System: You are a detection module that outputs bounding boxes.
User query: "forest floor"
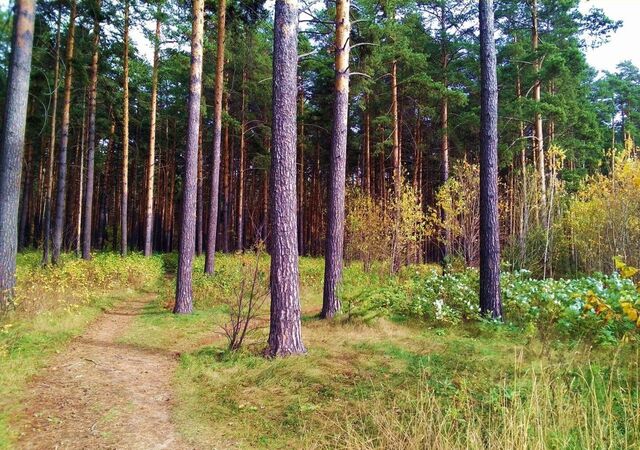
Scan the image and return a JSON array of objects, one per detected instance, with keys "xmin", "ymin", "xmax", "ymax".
[
  {"xmin": 3, "ymin": 254, "xmax": 637, "ymax": 449},
  {"xmin": 15, "ymin": 293, "xmax": 189, "ymax": 450}
]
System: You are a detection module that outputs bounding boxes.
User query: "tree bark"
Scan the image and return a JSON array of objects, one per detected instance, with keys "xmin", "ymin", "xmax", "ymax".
[
  {"xmin": 322, "ymin": 0, "xmax": 350, "ymax": 319},
  {"xmin": 531, "ymin": 0, "xmax": 546, "ymax": 219},
  {"xmin": 297, "ymin": 84, "xmax": 305, "ymax": 255},
  {"xmin": 236, "ymin": 68, "xmax": 247, "ymax": 251},
  {"xmin": 174, "ymin": 0, "xmax": 204, "ymax": 314},
  {"xmin": 52, "ymin": 0, "xmax": 76, "ymax": 265},
  {"xmin": 76, "ymin": 109, "xmax": 86, "ymax": 257},
  {"xmin": 391, "ymin": 60, "xmax": 400, "ymax": 198},
  {"xmin": 82, "ymin": 1, "xmax": 100, "ymax": 260},
  {"xmin": 204, "ymin": 0, "xmax": 226, "ymax": 274},
  {"xmin": 363, "ymin": 96, "xmax": 371, "ymax": 195},
  {"xmin": 479, "ymin": 0, "xmax": 502, "ymax": 319},
  {"xmin": 266, "ymin": 0, "xmax": 306, "ymax": 357},
  {"xmin": 121, "ymin": 0, "xmax": 130, "ymax": 256},
  {"xmin": 144, "ymin": 10, "xmax": 160, "ymax": 257},
  {"xmin": 0, "ymin": 0, "xmax": 35, "ymax": 304}
]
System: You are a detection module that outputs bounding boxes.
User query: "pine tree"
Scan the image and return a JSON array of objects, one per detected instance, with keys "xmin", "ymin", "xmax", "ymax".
[
  {"xmin": 174, "ymin": 0, "xmax": 204, "ymax": 314},
  {"xmin": 0, "ymin": 0, "xmax": 36, "ymax": 305}
]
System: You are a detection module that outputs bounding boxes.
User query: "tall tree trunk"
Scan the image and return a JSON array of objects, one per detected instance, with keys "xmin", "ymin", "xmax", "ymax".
[
  {"xmin": 531, "ymin": 0, "xmax": 546, "ymax": 219},
  {"xmin": 479, "ymin": 0, "xmax": 502, "ymax": 318},
  {"xmin": 236, "ymin": 68, "xmax": 247, "ymax": 251},
  {"xmin": 390, "ymin": 59, "xmax": 401, "ymax": 272},
  {"xmin": 82, "ymin": 1, "xmax": 100, "ymax": 260},
  {"xmin": 174, "ymin": 0, "xmax": 204, "ymax": 314},
  {"xmin": 144, "ymin": 11, "xmax": 160, "ymax": 257},
  {"xmin": 515, "ymin": 44, "xmax": 528, "ymax": 259},
  {"xmin": 18, "ymin": 140, "xmax": 33, "ymax": 250},
  {"xmin": 204, "ymin": 0, "xmax": 226, "ymax": 274},
  {"xmin": 43, "ymin": 8, "xmax": 61, "ymax": 265},
  {"xmin": 297, "ymin": 84, "xmax": 305, "ymax": 255},
  {"xmin": 322, "ymin": 0, "xmax": 350, "ymax": 319},
  {"xmin": 121, "ymin": 0, "xmax": 130, "ymax": 256},
  {"xmin": 196, "ymin": 120, "xmax": 204, "ymax": 255},
  {"xmin": 52, "ymin": 0, "xmax": 77, "ymax": 265},
  {"xmin": 266, "ymin": 0, "xmax": 306, "ymax": 357},
  {"xmin": 0, "ymin": 0, "xmax": 35, "ymax": 305},
  {"xmin": 76, "ymin": 108, "xmax": 86, "ymax": 257},
  {"xmin": 363, "ymin": 96, "xmax": 371, "ymax": 195},
  {"xmin": 391, "ymin": 60, "xmax": 400, "ymax": 198}
]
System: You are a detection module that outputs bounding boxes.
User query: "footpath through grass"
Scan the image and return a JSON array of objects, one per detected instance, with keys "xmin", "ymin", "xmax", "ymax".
[
  {"xmin": 0, "ymin": 252, "xmax": 163, "ymax": 448},
  {"xmin": 3, "ymin": 252, "xmax": 639, "ymax": 449},
  {"xmin": 123, "ymin": 254, "xmax": 640, "ymax": 449}
]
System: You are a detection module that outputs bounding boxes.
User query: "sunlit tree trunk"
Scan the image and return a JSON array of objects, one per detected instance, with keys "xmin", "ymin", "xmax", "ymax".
[
  {"xmin": 479, "ymin": 0, "xmax": 502, "ymax": 318},
  {"xmin": 266, "ymin": 0, "xmax": 306, "ymax": 357},
  {"xmin": 531, "ymin": 0, "xmax": 546, "ymax": 220},
  {"xmin": 82, "ymin": 1, "xmax": 100, "ymax": 260},
  {"xmin": 0, "ymin": 0, "xmax": 36, "ymax": 305},
  {"xmin": 121, "ymin": 0, "xmax": 130, "ymax": 256},
  {"xmin": 205, "ymin": 0, "xmax": 226, "ymax": 274},
  {"xmin": 322, "ymin": 0, "xmax": 350, "ymax": 319},
  {"xmin": 236, "ymin": 68, "xmax": 247, "ymax": 251},
  {"xmin": 144, "ymin": 10, "xmax": 161, "ymax": 257},
  {"xmin": 52, "ymin": 0, "xmax": 77, "ymax": 265},
  {"xmin": 174, "ymin": 0, "xmax": 204, "ymax": 314}
]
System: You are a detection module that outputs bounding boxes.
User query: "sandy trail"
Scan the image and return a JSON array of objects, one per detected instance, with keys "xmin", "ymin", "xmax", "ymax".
[{"xmin": 17, "ymin": 294, "xmax": 190, "ymax": 449}]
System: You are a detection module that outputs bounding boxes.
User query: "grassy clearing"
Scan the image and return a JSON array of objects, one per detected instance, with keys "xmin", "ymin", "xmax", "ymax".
[
  {"xmin": 122, "ymin": 254, "xmax": 640, "ymax": 449},
  {"xmin": 4, "ymin": 252, "xmax": 639, "ymax": 449},
  {"xmin": 0, "ymin": 252, "xmax": 163, "ymax": 448}
]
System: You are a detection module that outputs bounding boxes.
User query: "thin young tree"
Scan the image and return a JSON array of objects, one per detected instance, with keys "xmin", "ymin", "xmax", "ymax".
[
  {"xmin": 530, "ymin": 0, "xmax": 546, "ymax": 219},
  {"xmin": 82, "ymin": 0, "xmax": 101, "ymax": 260},
  {"xmin": 479, "ymin": 0, "xmax": 502, "ymax": 318},
  {"xmin": 42, "ymin": 7, "xmax": 61, "ymax": 266},
  {"xmin": 144, "ymin": 5, "xmax": 161, "ymax": 257},
  {"xmin": 204, "ymin": 0, "xmax": 226, "ymax": 275},
  {"xmin": 321, "ymin": 0, "xmax": 350, "ymax": 319},
  {"xmin": 0, "ymin": 0, "xmax": 36, "ymax": 305},
  {"xmin": 52, "ymin": 0, "xmax": 77, "ymax": 265},
  {"xmin": 174, "ymin": 0, "xmax": 204, "ymax": 314},
  {"xmin": 121, "ymin": 0, "xmax": 130, "ymax": 256},
  {"xmin": 266, "ymin": 0, "xmax": 306, "ymax": 357}
]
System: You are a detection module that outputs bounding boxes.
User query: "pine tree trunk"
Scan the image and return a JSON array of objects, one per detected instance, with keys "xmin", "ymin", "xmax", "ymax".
[
  {"xmin": 266, "ymin": 0, "xmax": 306, "ymax": 357},
  {"xmin": 196, "ymin": 121, "xmax": 203, "ymax": 256},
  {"xmin": 363, "ymin": 96, "xmax": 371, "ymax": 195},
  {"xmin": 18, "ymin": 140, "xmax": 33, "ymax": 250},
  {"xmin": 43, "ymin": 9, "xmax": 61, "ymax": 265},
  {"xmin": 52, "ymin": 0, "xmax": 77, "ymax": 265},
  {"xmin": 174, "ymin": 0, "xmax": 204, "ymax": 314},
  {"xmin": 479, "ymin": 0, "xmax": 502, "ymax": 318},
  {"xmin": 297, "ymin": 85, "xmax": 305, "ymax": 255},
  {"xmin": 236, "ymin": 68, "xmax": 247, "ymax": 251},
  {"xmin": 144, "ymin": 11, "xmax": 160, "ymax": 257},
  {"xmin": 76, "ymin": 110, "xmax": 86, "ymax": 257},
  {"xmin": 204, "ymin": 0, "xmax": 226, "ymax": 273},
  {"xmin": 531, "ymin": 0, "xmax": 546, "ymax": 220},
  {"xmin": 322, "ymin": 0, "xmax": 350, "ymax": 319},
  {"xmin": 121, "ymin": 0, "xmax": 130, "ymax": 256},
  {"xmin": 82, "ymin": 4, "xmax": 100, "ymax": 260},
  {"xmin": 0, "ymin": 0, "xmax": 36, "ymax": 305}
]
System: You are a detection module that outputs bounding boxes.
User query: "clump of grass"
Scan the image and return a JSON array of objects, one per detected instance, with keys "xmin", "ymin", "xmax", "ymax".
[{"xmin": 331, "ymin": 351, "xmax": 640, "ymax": 450}]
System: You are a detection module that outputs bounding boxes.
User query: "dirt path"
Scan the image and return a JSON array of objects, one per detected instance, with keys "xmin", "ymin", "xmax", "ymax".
[{"xmin": 17, "ymin": 294, "xmax": 190, "ymax": 450}]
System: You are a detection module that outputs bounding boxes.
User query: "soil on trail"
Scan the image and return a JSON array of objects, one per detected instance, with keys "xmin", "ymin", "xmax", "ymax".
[{"xmin": 17, "ymin": 294, "xmax": 190, "ymax": 450}]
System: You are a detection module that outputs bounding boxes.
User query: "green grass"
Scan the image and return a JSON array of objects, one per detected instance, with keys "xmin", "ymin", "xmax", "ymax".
[
  {"xmin": 4, "ymin": 252, "xmax": 639, "ymax": 449},
  {"xmin": 120, "ymin": 254, "xmax": 640, "ymax": 449},
  {"xmin": 0, "ymin": 252, "xmax": 164, "ymax": 448}
]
